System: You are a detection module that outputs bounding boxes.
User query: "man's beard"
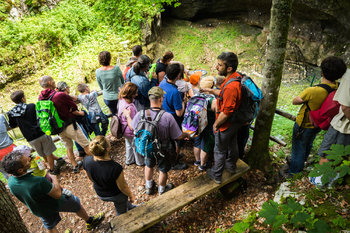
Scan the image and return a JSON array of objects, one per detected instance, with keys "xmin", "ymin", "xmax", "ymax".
[{"xmin": 218, "ymin": 70, "xmax": 227, "ymax": 76}]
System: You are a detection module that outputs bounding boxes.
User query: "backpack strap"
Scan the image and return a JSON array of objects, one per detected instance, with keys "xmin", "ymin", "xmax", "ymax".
[
  {"xmin": 316, "ymin": 84, "xmax": 335, "ymax": 94},
  {"xmin": 153, "ymin": 110, "xmax": 165, "ymax": 124},
  {"xmin": 48, "ymin": 91, "xmax": 57, "ymax": 101},
  {"xmin": 218, "ymin": 75, "xmax": 241, "ymax": 111}
]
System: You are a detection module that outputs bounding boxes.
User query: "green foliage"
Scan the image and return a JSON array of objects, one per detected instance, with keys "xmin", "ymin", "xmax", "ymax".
[
  {"xmin": 257, "ymin": 198, "xmax": 331, "ymax": 232},
  {"xmin": 0, "ymin": 0, "xmax": 98, "ymax": 86},
  {"xmin": 93, "ymin": 0, "xmax": 178, "ymax": 35},
  {"xmin": 309, "ymin": 144, "xmax": 350, "ymax": 186}
]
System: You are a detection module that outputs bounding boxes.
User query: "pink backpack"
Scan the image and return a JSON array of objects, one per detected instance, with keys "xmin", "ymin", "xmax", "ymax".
[{"xmin": 309, "ymin": 89, "xmax": 340, "ymax": 130}]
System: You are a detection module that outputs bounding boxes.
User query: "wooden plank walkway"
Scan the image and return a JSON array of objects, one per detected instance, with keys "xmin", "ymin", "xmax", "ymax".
[{"xmin": 110, "ymin": 159, "xmax": 250, "ymax": 233}]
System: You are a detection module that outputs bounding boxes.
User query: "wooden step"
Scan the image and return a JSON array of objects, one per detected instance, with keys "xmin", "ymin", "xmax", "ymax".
[{"xmin": 110, "ymin": 159, "xmax": 250, "ymax": 233}]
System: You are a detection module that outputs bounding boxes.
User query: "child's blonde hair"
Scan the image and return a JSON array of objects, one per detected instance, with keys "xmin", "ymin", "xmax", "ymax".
[{"xmin": 89, "ymin": 135, "xmax": 110, "ymax": 157}]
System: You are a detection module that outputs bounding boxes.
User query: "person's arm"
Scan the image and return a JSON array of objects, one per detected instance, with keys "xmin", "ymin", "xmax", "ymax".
[
  {"xmin": 116, "ymin": 171, "xmax": 135, "ymax": 203},
  {"xmin": 47, "ymin": 175, "xmax": 62, "ymax": 200},
  {"xmin": 213, "ymin": 112, "xmax": 230, "ymax": 131},
  {"xmin": 123, "ymin": 108, "xmax": 133, "ymax": 131},
  {"xmin": 158, "ymin": 71, "xmax": 166, "ymax": 83},
  {"xmin": 176, "ymin": 132, "xmax": 190, "ymax": 140},
  {"xmin": 7, "ymin": 114, "xmax": 17, "ymax": 129},
  {"xmin": 341, "ymin": 105, "xmax": 350, "ymax": 120},
  {"xmin": 175, "ymin": 102, "xmax": 185, "ymax": 117},
  {"xmin": 292, "ymin": 96, "xmax": 304, "ymax": 105},
  {"xmin": 118, "ymin": 67, "xmax": 125, "ymax": 85},
  {"xmin": 201, "ymin": 88, "xmax": 220, "ymax": 96},
  {"xmin": 72, "ymin": 110, "xmax": 84, "ymax": 116}
]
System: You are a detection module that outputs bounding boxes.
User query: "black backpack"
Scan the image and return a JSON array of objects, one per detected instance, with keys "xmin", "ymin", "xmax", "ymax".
[{"xmin": 218, "ymin": 73, "xmax": 263, "ymax": 124}]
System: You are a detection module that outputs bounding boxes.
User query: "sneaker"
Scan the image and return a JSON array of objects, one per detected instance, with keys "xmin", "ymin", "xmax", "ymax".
[
  {"xmin": 171, "ymin": 162, "xmax": 188, "ymax": 170},
  {"xmin": 73, "ymin": 161, "xmax": 83, "ymax": 173},
  {"xmin": 194, "ymin": 160, "xmax": 201, "ymax": 166},
  {"xmin": 226, "ymin": 168, "xmax": 236, "ymax": 175},
  {"xmin": 146, "ymin": 181, "xmax": 156, "ymax": 195},
  {"xmin": 178, "ymin": 153, "xmax": 185, "ymax": 160},
  {"xmin": 207, "ymin": 169, "xmax": 221, "ymax": 184},
  {"xmin": 53, "ymin": 158, "xmax": 66, "ymax": 174},
  {"xmin": 55, "ymin": 158, "xmax": 66, "ymax": 168},
  {"xmin": 159, "ymin": 183, "xmax": 174, "ymax": 195},
  {"xmin": 86, "ymin": 212, "xmax": 104, "ymax": 231},
  {"xmin": 48, "ymin": 169, "xmax": 60, "ymax": 176}
]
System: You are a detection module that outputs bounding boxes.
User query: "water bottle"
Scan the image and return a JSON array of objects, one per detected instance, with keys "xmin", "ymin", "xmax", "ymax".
[{"xmin": 35, "ymin": 156, "xmax": 45, "ymax": 170}]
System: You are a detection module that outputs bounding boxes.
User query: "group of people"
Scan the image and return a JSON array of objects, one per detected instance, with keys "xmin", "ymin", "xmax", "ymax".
[{"xmin": 0, "ymin": 43, "xmax": 348, "ymax": 232}]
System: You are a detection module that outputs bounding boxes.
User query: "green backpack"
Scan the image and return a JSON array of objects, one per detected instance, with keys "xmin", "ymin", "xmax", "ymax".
[
  {"xmin": 149, "ymin": 63, "xmax": 157, "ymax": 80},
  {"xmin": 35, "ymin": 92, "xmax": 65, "ymax": 135}
]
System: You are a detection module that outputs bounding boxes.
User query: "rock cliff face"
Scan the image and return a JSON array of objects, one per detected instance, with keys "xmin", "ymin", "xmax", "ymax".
[{"xmin": 169, "ymin": 0, "xmax": 350, "ymax": 65}]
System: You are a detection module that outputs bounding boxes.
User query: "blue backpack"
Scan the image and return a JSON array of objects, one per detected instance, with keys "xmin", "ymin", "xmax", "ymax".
[
  {"xmin": 219, "ymin": 73, "xmax": 263, "ymax": 123},
  {"xmin": 134, "ymin": 109, "xmax": 165, "ymax": 159}
]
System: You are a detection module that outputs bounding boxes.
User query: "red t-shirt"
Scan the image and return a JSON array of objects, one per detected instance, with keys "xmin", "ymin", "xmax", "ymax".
[{"xmin": 216, "ymin": 72, "xmax": 242, "ymax": 132}]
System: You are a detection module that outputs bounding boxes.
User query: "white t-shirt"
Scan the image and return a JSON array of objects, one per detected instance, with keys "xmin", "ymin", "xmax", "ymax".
[{"xmin": 331, "ymin": 69, "xmax": 350, "ymax": 134}]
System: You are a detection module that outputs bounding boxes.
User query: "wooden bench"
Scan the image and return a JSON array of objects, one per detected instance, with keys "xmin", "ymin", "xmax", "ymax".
[{"xmin": 110, "ymin": 159, "xmax": 250, "ymax": 233}]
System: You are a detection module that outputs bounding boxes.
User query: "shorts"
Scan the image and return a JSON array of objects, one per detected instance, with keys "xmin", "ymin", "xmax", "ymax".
[
  {"xmin": 59, "ymin": 124, "xmax": 89, "ymax": 150},
  {"xmin": 40, "ymin": 194, "xmax": 81, "ymax": 230},
  {"xmin": 144, "ymin": 141, "xmax": 176, "ymax": 173},
  {"xmin": 193, "ymin": 130, "xmax": 214, "ymax": 154},
  {"xmin": 0, "ymin": 144, "xmax": 15, "ymax": 161},
  {"xmin": 29, "ymin": 134, "xmax": 57, "ymax": 157}
]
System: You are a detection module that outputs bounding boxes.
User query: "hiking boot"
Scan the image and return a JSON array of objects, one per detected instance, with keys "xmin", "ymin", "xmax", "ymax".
[
  {"xmin": 194, "ymin": 160, "xmax": 201, "ymax": 166},
  {"xmin": 86, "ymin": 212, "xmax": 104, "ymax": 231},
  {"xmin": 53, "ymin": 158, "xmax": 66, "ymax": 174},
  {"xmin": 279, "ymin": 164, "xmax": 292, "ymax": 180},
  {"xmin": 48, "ymin": 169, "xmax": 60, "ymax": 176},
  {"xmin": 207, "ymin": 169, "xmax": 221, "ymax": 184},
  {"xmin": 171, "ymin": 162, "xmax": 188, "ymax": 170},
  {"xmin": 73, "ymin": 161, "xmax": 83, "ymax": 173},
  {"xmin": 159, "ymin": 183, "xmax": 174, "ymax": 195},
  {"xmin": 145, "ymin": 181, "xmax": 156, "ymax": 195},
  {"xmin": 226, "ymin": 168, "xmax": 236, "ymax": 175}
]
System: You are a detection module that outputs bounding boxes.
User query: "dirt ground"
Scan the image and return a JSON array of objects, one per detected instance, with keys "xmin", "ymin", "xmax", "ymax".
[{"xmin": 12, "ymin": 135, "xmax": 276, "ymax": 232}]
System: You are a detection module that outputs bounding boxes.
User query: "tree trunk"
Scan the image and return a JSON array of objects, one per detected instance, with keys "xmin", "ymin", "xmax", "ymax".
[
  {"xmin": 0, "ymin": 181, "xmax": 29, "ymax": 233},
  {"xmin": 246, "ymin": 0, "xmax": 293, "ymax": 172}
]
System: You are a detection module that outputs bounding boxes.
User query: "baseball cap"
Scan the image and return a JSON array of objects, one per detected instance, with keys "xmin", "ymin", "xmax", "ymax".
[
  {"xmin": 56, "ymin": 81, "xmax": 69, "ymax": 91},
  {"xmin": 148, "ymin": 87, "xmax": 166, "ymax": 98}
]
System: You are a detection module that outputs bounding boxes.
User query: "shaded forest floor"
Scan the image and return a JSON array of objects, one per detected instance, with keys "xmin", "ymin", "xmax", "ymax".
[{"xmin": 12, "ymin": 135, "xmax": 276, "ymax": 232}]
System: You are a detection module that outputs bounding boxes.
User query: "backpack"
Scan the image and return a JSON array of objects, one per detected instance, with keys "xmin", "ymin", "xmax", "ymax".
[
  {"xmin": 134, "ymin": 109, "xmax": 165, "ymax": 159},
  {"xmin": 35, "ymin": 92, "xmax": 65, "ymax": 135},
  {"xmin": 110, "ymin": 115, "xmax": 127, "ymax": 139},
  {"xmin": 149, "ymin": 63, "xmax": 157, "ymax": 80},
  {"xmin": 182, "ymin": 94, "xmax": 212, "ymax": 137},
  {"xmin": 309, "ymin": 84, "xmax": 339, "ymax": 130},
  {"xmin": 219, "ymin": 73, "xmax": 263, "ymax": 124}
]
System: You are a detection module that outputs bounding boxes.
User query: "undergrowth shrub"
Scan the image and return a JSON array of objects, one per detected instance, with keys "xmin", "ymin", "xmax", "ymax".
[{"xmin": 0, "ymin": 0, "xmax": 98, "ymax": 87}]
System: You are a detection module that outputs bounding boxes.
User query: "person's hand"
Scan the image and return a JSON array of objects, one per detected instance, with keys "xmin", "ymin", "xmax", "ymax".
[
  {"xmin": 213, "ymin": 123, "xmax": 218, "ymax": 132},
  {"xmin": 79, "ymin": 111, "xmax": 85, "ymax": 116},
  {"xmin": 200, "ymin": 88, "xmax": 211, "ymax": 94},
  {"xmin": 123, "ymin": 108, "xmax": 131, "ymax": 118}
]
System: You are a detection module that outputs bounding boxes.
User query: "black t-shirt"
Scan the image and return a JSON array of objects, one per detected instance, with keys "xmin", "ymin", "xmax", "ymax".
[
  {"xmin": 8, "ymin": 103, "xmax": 45, "ymax": 141},
  {"xmin": 83, "ymin": 156, "xmax": 123, "ymax": 197},
  {"xmin": 156, "ymin": 58, "xmax": 167, "ymax": 75}
]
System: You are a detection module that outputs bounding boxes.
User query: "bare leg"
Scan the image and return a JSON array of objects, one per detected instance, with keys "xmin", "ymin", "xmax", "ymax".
[
  {"xmin": 159, "ymin": 171, "xmax": 167, "ymax": 187},
  {"xmin": 145, "ymin": 166, "xmax": 153, "ymax": 181},
  {"xmin": 194, "ymin": 147, "xmax": 200, "ymax": 162},
  {"xmin": 45, "ymin": 155, "xmax": 55, "ymax": 170},
  {"xmin": 76, "ymin": 206, "xmax": 89, "ymax": 221},
  {"xmin": 67, "ymin": 148, "xmax": 77, "ymax": 167},
  {"xmin": 200, "ymin": 150, "xmax": 208, "ymax": 166}
]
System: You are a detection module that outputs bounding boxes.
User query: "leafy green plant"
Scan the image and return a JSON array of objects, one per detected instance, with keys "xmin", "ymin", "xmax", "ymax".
[
  {"xmin": 309, "ymin": 144, "xmax": 350, "ymax": 186},
  {"xmin": 258, "ymin": 198, "xmax": 331, "ymax": 232}
]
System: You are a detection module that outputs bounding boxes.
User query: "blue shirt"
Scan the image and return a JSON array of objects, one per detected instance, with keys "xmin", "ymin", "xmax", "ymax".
[
  {"xmin": 131, "ymin": 74, "xmax": 151, "ymax": 108},
  {"xmin": 159, "ymin": 79, "xmax": 183, "ymax": 115},
  {"xmin": 0, "ymin": 114, "xmax": 13, "ymax": 149}
]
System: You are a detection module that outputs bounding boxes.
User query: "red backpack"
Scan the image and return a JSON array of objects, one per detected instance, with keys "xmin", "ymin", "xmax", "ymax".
[{"xmin": 309, "ymin": 84, "xmax": 340, "ymax": 130}]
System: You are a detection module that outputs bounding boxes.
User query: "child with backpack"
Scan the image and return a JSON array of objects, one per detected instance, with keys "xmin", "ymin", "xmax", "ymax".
[
  {"xmin": 77, "ymin": 83, "xmax": 108, "ymax": 136},
  {"xmin": 83, "ymin": 136, "xmax": 136, "ymax": 215},
  {"xmin": 7, "ymin": 90, "xmax": 65, "ymax": 175},
  {"xmin": 287, "ymin": 56, "xmax": 347, "ymax": 176},
  {"xmin": 117, "ymin": 82, "xmax": 144, "ymax": 166}
]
